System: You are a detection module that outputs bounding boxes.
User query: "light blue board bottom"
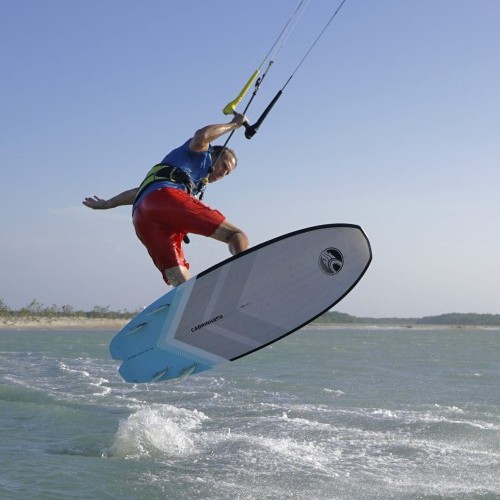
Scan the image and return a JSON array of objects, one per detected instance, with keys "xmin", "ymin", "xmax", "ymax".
[{"xmin": 109, "ymin": 224, "xmax": 372, "ymax": 383}]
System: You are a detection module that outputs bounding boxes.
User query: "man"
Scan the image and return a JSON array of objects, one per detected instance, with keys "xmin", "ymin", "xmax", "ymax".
[{"xmin": 83, "ymin": 113, "xmax": 249, "ymax": 286}]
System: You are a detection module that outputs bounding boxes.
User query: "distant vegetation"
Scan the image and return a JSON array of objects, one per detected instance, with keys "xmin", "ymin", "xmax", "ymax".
[
  {"xmin": 2, "ymin": 299, "xmax": 500, "ymax": 326},
  {"xmin": 314, "ymin": 311, "xmax": 500, "ymax": 326},
  {"xmin": 0, "ymin": 299, "xmax": 138, "ymax": 320},
  {"xmin": 415, "ymin": 313, "xmax": 500, "ymax": 326}
]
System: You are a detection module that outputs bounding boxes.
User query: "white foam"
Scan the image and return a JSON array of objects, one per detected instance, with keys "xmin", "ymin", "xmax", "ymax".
[
  {"xmin": 109, "ymin": 405, "xmax": 208, "ymax": 458},
  {"xmin": 244, "ymin": 433, "xmax": 337, "ymax": 474},
  {"xmin": 322, "ymin": 387, "xmax": 345, "ymax": 397},
  {"xmin": 58, "ymin": 360, "xmax": 90, "ymax": 378}
]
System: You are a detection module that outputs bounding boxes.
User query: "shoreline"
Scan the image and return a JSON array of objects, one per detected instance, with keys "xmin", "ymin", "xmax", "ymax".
[
  {"xmin": 0, "ymin": 316, "xmax": 128, "ymax": 331},
  {"xmin": 1, "ymin": 316, "xmax": 499, "ymax": 332}
]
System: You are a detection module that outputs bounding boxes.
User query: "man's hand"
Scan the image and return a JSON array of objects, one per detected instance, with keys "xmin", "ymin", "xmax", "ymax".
[
  {"xmin": 231, "ymin": 112, "xmax": 248, "ymax": 127},
  {"xmin": 82, "ymin": 196, "xmax": 110, "ymax": 209}
]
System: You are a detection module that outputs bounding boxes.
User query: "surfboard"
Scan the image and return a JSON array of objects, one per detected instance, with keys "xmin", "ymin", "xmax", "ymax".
[{"xmin": 110, "ymin": 224, "xmax": 372, "ymax": 383}]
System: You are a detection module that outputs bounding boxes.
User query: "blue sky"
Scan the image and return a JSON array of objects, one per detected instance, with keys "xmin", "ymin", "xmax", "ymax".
[{"xmin": 1, "ymin": 0, "xmax": 499, "ymax": 317}]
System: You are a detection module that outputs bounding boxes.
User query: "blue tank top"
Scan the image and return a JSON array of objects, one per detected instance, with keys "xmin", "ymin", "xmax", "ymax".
[{"xmin": 134, "ymin": 140, "xmax": 213, "ymax": 209}]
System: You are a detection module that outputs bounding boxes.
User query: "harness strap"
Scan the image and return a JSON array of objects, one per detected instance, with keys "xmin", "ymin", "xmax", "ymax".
[{"xmin": 135, "ymin": 163, "xmax": 196, "ymax": 202}]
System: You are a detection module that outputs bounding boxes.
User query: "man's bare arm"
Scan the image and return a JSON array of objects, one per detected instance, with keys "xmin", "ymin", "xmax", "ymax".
[
  {"xmin": 189, "ymin": 113, "xmax": 248, "ymax": 152},
  {"xmin": 82, "ymin": 188, "xmax": 139, "ymax": 210}
]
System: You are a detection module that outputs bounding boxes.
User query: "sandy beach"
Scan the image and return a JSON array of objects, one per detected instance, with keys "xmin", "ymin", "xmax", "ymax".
[
  {"xmin": 1, "ymin": 316, "xmax": 498, "ymax": 332},
  {"xmin": 0, "ymin": 316, "xmax": 128, "ymax": 331},
  {"xmin": 0, "ymin": 317, "xmax": 411, "ymax": 331}
]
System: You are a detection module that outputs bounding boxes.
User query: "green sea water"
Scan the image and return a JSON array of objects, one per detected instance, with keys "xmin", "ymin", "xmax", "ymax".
[{"xmin": 1, "ymin": 326, "xmax": 499, "ymax": 499}]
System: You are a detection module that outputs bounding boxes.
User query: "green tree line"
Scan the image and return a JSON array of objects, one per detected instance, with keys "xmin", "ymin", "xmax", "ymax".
[
  {"xmin": 314, "ymin": 311, "xmax": 500, "ymax": 326},
  {"xmin": 0, "ymin": 299, "xmax": 139, "ymax": 319},
  {"xmin": 2, "ymin": 299, "xmax": 500, "ymax": 325}
]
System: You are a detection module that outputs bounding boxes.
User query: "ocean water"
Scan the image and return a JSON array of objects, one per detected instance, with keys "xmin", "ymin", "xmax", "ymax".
[{"xmin": 0, "ymin": 326, "xmax": 499, "ymax": 500}]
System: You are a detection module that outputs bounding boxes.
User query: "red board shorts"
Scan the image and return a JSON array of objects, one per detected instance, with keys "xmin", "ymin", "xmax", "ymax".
[{"xmin": 133, "ymin": 187, "xmax": 225, "ymax": 284}]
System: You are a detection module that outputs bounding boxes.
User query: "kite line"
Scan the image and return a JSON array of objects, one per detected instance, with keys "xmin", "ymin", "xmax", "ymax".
[
  {"xmin": 199, "ymin": 0, "xmax": 348, "ymax": 199},
  {"xmin": 244, "ymin": 0, "xmax": 348, "ymax": 139}
]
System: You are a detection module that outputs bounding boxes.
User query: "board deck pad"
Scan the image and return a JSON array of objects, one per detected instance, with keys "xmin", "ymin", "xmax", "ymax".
[{"xmin": 110, "ymin": 224, "xmax": 372, "ymax": 383}]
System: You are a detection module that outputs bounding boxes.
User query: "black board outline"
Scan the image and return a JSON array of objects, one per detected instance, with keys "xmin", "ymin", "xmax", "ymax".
[{"xmin": 195, "ymin": 223, "xmax": 372, "ymax": 362}]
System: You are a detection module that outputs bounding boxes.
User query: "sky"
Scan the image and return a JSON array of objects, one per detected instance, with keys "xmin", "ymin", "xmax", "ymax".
[{"xmin": 1, "ymin": 0, "xmax": 499, "ymax": 318}]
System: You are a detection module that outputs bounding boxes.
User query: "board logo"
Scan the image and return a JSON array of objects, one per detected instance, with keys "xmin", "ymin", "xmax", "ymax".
[
  {"xmin": 191, "ymin": 315, "xmax": 224, "ymax": 333},
  {"xmin": 318, "ymin": 248, "xmax": 344, "ymax": 275}
]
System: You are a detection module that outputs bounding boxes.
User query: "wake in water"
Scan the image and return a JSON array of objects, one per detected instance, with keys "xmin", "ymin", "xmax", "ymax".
[
  {"xmin": 109, "ymin": 405, "xmax": 208, "ymax": 459},
  {"xmin": 1, "ymin": 328, "xmax": 499, "ymax": 499}
]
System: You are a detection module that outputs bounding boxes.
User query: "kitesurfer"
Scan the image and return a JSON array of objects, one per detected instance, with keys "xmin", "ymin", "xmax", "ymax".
[{"xmin": 83, "ymin": 113, "xmax": 249, "ymax": 286}]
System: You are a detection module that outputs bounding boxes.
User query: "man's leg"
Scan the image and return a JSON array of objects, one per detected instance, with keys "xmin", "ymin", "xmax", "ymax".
[
  {"xmin": 210, "ymin": 220, "xmax": 249, "ymax": 255},
  {"xmin": 163, "ymin": 221, "xmax": 247, "ymax": 286},
  {"xmin": 164, "ymin": 265, "xmax": 191, "ymax": 286}
]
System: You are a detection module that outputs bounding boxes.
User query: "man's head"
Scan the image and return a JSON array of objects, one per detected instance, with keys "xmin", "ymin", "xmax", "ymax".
[{"xmin": 208, "ymin": 146, "xmax": 238, "ymax": 183}]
